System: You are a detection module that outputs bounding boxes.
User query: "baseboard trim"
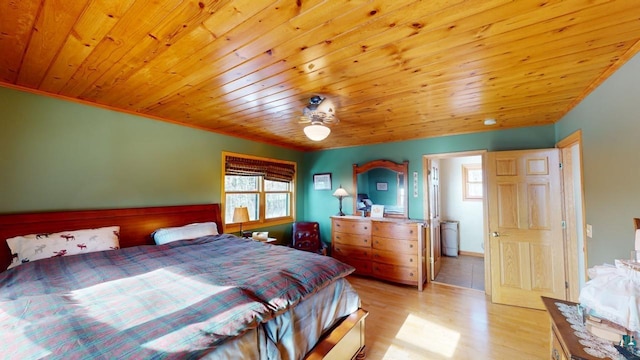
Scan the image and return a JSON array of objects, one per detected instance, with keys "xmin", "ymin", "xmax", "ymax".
[{"xmin": 459, "ymin": 251, "xmax": 484, "ymax": 258}]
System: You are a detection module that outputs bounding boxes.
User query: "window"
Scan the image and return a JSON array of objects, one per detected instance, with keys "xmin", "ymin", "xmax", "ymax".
[
  {"xmin": 223, "ymin": 152, "xmax": 295, "ymax": 231},
  {"xmin": 463, "ymin": 164, "xmax": 483, "ymax": 200}
]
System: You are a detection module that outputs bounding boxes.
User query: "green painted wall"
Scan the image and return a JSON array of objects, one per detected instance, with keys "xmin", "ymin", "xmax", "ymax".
[
  {"xmin": 555, "ymin": 53, "xmax": 640, "ymax": 267},
  {"xmin": 0, "ymin": 86, "xmax": 304, "ymax": 241},
  {"xmin": 302, "ymin": 125, "xmax": 556, "ymax": 245}
]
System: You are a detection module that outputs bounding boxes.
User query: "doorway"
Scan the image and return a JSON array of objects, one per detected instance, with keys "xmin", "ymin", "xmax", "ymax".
[
  {"xmin": 424, "ymin": 151, "xmax": 487, "ymax": 291},
  {"xmin": 424, "ymin": 141, "xmax": 585, "ymax": 307}
]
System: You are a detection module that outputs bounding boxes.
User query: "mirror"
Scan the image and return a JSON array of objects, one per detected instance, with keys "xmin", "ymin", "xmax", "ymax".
[{"xmin": 353, "ymin": 159, "xmax": 409, "ymax": 219}]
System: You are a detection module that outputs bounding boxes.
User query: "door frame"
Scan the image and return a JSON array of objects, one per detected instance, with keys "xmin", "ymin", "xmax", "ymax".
[
  {"xmin": 556, "ymin": 130, "xmax": 588, "ymax": 302},
  {"xmin": 422, "ymin": 144, "xmax": 584, "ymax": 301},
  {"xmin": 422, "ymin": 150, "xmax": 489, "ymax": 293}
]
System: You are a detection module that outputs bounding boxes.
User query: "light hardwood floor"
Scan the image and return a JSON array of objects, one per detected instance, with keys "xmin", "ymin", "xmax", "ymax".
[{"xmin": 347, "ymin": 275, "xmax": 550, "ymax": 359}]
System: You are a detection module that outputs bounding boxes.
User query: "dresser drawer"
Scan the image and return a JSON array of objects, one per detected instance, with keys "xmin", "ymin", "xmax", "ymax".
[
  {"xmin": 372, "ymin": 236, "xmax": 418, "ymax": 254},
  {"xmin": 372, "ymin": 262, "xmax": 418, "ymax": 284},
  {"xmin": 372, "ymin": 249, "xmax": 418, "ymax": 267},
  {"xmin": 333, "ymin": 231, "xmax": 370, "ymax": 247},
  {"xmin": 333, "ymin": 243, "xmax": 372, "ymax": 261},
  {"xmin": 372, "ymin": 221, "xmax": 419, "ymax": 240},
  {"xmin": 551, "ymin": 324, "xmax": 569, "ymax": 360},
  {"xmin": 336, "ymin": 257, "xmax": 372, "ymax": 275},
  {"xmin": 333, "ymin": 218, "xmax": 371, "ymax": 235}
]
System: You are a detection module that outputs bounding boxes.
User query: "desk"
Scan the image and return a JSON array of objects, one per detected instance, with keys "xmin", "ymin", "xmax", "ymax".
[{"xmin": 542, "ymin": 297, "xmax": 621, "ymax": 360}]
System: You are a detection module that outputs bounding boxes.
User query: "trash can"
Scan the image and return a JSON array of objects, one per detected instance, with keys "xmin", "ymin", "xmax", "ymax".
[{"xmin": 441, "ymin": 220, "xmax": 459, "ymax": 257}]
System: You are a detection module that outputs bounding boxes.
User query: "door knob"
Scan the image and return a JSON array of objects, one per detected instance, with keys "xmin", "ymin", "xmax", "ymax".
[{"xmin": 491, "ymin": 232, "xmax": 508, "ymax": 237}]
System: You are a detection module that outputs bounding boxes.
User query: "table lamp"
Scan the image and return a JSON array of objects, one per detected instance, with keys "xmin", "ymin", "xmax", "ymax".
[
  {"xmin": 332, "ymin": 186, "xmax": 349, "ymax": 216},
  {"xmin": 233, "ymin": 206, "xmax": 250, "ymax": 236}
]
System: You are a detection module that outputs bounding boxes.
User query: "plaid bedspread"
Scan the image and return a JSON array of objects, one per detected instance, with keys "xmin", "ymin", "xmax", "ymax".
[{"xmin": 0, "ymin": 235, "xmax": 354, "ymax": 359}]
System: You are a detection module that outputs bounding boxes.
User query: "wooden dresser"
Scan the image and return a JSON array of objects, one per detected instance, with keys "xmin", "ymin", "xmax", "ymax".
[
  {"xmin": 542, "ymin": 296, "xmax": 601, "ymax": 360},
  {"xmin": 331, "ymin": 216, "xmax": 427, "ymax": 291}
]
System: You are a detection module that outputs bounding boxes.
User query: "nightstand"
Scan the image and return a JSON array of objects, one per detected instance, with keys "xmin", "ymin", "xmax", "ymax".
[{"xmin": 254, "ymin": 237, "xmax": 278, "ymax": 245}]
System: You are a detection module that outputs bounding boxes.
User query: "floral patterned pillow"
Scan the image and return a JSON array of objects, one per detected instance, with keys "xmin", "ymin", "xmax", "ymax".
[{"xmin": 6, "ymin": 226, "xmax": 120, "ymax": 269}]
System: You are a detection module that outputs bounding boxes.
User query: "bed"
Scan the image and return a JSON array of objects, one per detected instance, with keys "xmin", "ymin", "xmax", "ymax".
[{"xmin": 0, "ymin": 204, "xmax": 367, "ymax": 359}]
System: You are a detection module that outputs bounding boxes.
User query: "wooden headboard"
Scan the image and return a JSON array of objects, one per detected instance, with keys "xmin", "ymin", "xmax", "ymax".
[{"xmin": 0, "ymin": 204, "xmax": 223, "ymax": 271}]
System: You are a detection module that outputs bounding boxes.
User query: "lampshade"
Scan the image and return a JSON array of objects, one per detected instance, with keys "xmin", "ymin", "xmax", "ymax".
[
  {"xmin": 232, "ymin": 206, "xmax": 250, "ymax": 223},
  {"xmin": 303, "ymin": 124, "xmax": 331, "ymax": 141},
  {"xmin": 333, "ymin": 187, "xmax": 349, "ymax": 198}
]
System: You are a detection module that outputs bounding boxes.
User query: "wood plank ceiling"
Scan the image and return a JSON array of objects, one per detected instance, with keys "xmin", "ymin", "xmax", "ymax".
[{"xmin": 1, "ymin": 0, "xmax": 639, "ymax": 151}]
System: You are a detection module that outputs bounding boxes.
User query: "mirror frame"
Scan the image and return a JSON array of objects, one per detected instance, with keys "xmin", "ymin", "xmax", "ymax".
[{"xmin": 352, "ymin": 159, "xmax": 409, "ymax": 219}]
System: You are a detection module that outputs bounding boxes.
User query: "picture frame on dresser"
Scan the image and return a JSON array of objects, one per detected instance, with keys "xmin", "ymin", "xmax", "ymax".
[{"xmin": 370, "ymin": 205, "xmax": 384, "ymax": 218}]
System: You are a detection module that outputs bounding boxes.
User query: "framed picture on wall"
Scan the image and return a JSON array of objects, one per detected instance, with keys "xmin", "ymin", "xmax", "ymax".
[
  {"xmin": 313, "ymin": 173, "xmax": 332, "ymax": 190},
  {"xmin": 376, "ymin": 182, "xmax": 388, "ymax": 191}
]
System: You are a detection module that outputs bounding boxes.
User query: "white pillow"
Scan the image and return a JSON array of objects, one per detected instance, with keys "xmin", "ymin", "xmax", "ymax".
[
  {"xmin": 152, "ymin": 222, "xmax": 219, "ymax": 245},
  {"xmin": 6, "ymin": 226, "xmax": 120, "ymax": 269}
]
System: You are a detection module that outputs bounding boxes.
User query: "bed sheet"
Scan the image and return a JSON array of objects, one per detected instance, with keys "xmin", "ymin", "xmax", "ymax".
[
  {"xmin": 201, "ymin": 278, "xmax": 360, "ymax": 359},
  {"xmin": 0, "ymin": 235, "xmax": 355, "ymax": 359}
]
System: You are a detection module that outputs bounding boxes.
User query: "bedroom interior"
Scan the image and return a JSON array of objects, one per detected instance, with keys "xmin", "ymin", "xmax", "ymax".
[{"xmin": 1, "ymin": 0, "xmax": 640, "ymax": 359}]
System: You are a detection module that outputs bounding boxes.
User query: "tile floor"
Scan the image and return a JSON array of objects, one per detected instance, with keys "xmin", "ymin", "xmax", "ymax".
[{"xmin": 434, "ymin": 254, "xmax": 485, "ymax": 291}]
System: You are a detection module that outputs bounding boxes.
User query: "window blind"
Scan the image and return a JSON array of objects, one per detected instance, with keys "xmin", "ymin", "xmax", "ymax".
[{"xmin": 225, "ymin": 155, "xmax": 295, "ymax": 182}]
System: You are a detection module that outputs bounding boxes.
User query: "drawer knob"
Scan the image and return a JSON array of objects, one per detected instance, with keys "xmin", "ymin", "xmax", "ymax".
[
  {"xmin": 364, "ymin": 226, "xmax": 368, "ymax": 230},
  {"xmin": 410, "ymin": 244, "xmax": 413, "ymax": 248},
  {"xmin": 364, "ymin": 239, "xmax": 368, "ymax": 243},
  {"xmin": 410, "ymin": 230, "xmax": 413, "ymax": 234},
  {"xmin": 410, "ymin": 258, "xmax": 413, "ymax": 262},
  {"xmin": 336, "ymin": 223, "xmax": 341, "ymax": 227}
]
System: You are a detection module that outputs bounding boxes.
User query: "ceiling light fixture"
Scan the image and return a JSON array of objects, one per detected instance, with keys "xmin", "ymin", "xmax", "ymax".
[
  {"xmin": 300, "ymin": 95, "xmax": 339, "ymax": 141},
  {"xmin": 484, "ymin": 118, "xmax": 497, "ymax": 126},
  {"xmin": 303, "ymin": 124, "xmax": 331, "ymax": 141}
]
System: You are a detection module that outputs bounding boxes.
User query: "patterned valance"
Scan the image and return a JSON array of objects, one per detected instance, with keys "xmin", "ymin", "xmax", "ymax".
[{"xmin": 225, "ymin": 155, "xmax": 295, "ymax": 182}]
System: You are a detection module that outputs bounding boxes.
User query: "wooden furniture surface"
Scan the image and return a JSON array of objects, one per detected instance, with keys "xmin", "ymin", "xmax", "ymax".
[
  {"xmin": 542, "ymin": 296, "xmax": 601, "ymax": 360},
  {"xmin": 0, "ymin": 204, "xmax": 367, "ymax": 359},
  {"xmin": 331, "ymin": 215, "xmax": 427, "ymax": 291}
]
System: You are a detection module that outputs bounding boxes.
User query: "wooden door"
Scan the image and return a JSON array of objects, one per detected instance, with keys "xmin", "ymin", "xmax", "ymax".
[
  {"xmin": 487, "ymin": 149, "xmax": 566, "ymax": 309},
  {"xmin": 428, "ymin": 158, "xmax": 441, "ymax": 280}
]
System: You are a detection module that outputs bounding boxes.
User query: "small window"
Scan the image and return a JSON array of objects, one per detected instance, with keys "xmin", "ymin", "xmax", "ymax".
[
  {"xmin": 463, "ymin": 164, "xmax": 483, "ymax": 200},
  {"xmin": 223, "ymin": 152, "xmax": 295, "ymax": 231}
]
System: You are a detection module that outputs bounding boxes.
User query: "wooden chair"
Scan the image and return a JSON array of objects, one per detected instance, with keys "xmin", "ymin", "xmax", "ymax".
[{"xmin": 291, "ymin": 222, "xmax": 327, "ymax": 255}]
